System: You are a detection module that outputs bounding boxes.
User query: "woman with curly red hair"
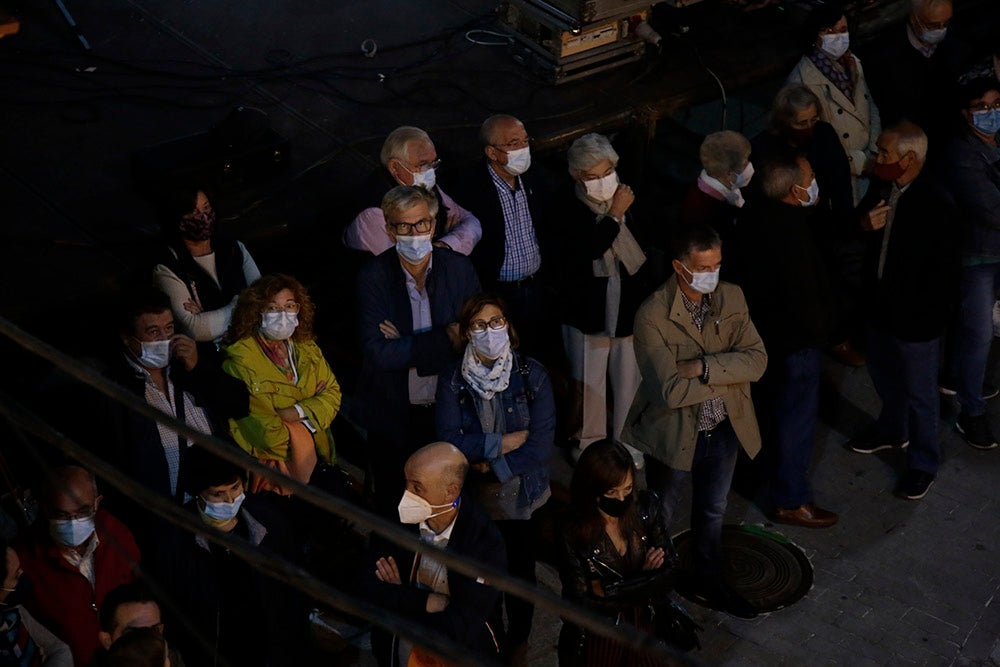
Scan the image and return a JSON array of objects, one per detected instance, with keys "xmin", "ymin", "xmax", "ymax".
[{"xmin": 221, "ymin": 274, "xmax": 341, "ymax": 494}]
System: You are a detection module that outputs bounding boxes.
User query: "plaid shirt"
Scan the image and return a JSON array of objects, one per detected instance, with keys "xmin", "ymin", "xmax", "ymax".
[
  {"xmin": 680, "ymin": 291, "xmax": 728, "ymax": 431},
  {"xmin": 489, "ymin": 167, "xmax": 541, "ymax": 282}
]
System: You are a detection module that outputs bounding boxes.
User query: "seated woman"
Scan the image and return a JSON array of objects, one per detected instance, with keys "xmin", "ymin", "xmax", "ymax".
[
  {"xmin": 435, "ymin": 292, "xmax": 555, "ymax": 659},
  {"xmin": 222, "ymin": 274, "xmax": 341, "ymax": 494},
  {"xmin": 153, "ymin": 186, "xmax": 262, "ymax": 343},
  {"xmin": 557, "ymin": 440, "xmax": 694, "ymax": 666}
]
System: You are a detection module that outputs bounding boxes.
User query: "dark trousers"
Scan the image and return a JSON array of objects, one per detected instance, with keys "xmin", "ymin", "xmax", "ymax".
[
  {"xmin": 495, "ymin": 276, "xmax": 558, "ymax": 364},
  {"xmin": 867, "ymin": 327, "xmax": 942, "ymax": 475},
  {"xmin": 953, "ymin": 262, "xmax": 1000, "ymax": 417},
  {"xmin": 369, "ymin": 404, "xmax": 437, "ymax": 518},
  {"xmin": 755, "ymin": 348, "xmax": 822, "ymax": 509},
  {"xmin": 496, "ymin": 518, "xmax": 537, "ymax": 648},
  {"xmin": 646, "ymin": 419, "xmax": 740, "ymax": 576}
]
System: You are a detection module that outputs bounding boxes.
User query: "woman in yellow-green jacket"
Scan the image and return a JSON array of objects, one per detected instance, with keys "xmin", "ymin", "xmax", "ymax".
[{"xmin": 222, "ymin": 273, "xmax": 341, "ymax": 494}]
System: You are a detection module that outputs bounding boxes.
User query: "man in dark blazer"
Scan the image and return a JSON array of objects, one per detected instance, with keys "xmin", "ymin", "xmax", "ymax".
[
  {"xmin": 453, "ymin": 114, "xmax": 556, "ymax": 359},
  {"xmin": 356, "ymin": 186, "xmax": 481, "ymax": 516},
  {"xmin": 849, "ymin": 121, "xmax": 958, "ymax": 500},
  {"xmin": 363, "ymin": 442, "xmax": 505, "ymax": 667}
]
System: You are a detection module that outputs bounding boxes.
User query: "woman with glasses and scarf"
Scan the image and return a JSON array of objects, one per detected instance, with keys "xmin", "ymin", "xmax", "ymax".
[
  {"xmin": 221, "ymin": 274, "xmax": 341, "ymax": 494},
  {"xmin": 153, "ymin": 186, "xmax": 261, "ymax": 344},
  {"xmin": 435, "ymin": 292, "xmax": 555, "ymax": 664}
]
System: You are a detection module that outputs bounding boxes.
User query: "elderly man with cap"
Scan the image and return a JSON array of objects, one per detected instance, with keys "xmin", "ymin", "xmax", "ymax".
[
  {"xmin": 363, "ymin": 442, "xmax": 505, "ymax": 666},
  {"xmin": 344, "ymin": 125, "xmax": 482, "ymax": 256},
  {"xmin": 15, "ymin": 466, "xmax": 140, "ymax": 667}
]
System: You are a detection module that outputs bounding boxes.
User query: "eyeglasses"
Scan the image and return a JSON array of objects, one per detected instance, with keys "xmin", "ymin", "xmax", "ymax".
[
  {"xmin": 403, "ymin": 159, "xmax": 442, "ymax": 174},
  {"xmin": 915, "ymin": 16, "xmax": 950, "ymax": 31},
  {"xmin": 469, "ymin": 315, "xmax": 507, "ymax": 333},
  {"xmin": 969, "ymin": 101, "xmax": 1000, "ymax": 112},
  {"xmin": 492, "ymin": 137, "xmax": 532, "ymax": 151},
  {"xmin": 389, "ymin": 217, "xmax": 434, "ymax": 236},
  {"xmin": 263, "ymin": 302, "xmax": 300, "ymax": 314},
  {"xmin": 51, "ymin": 504, "xmax": 96, "ymax": 521}
]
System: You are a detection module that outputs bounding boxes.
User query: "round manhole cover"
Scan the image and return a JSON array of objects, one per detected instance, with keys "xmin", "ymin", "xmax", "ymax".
[{"xmin": 671, "ymin": 524, "xmax": 813, "ymax": 614}]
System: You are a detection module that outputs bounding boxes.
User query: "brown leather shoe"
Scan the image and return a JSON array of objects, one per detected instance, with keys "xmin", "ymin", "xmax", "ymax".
[
  {"xmin": 772, "ymin": 503, "xmax": 839, "ymax": 528},
  {"xmin": 829, "ymin": 341, "xmax": 866, "ymax": 367}
]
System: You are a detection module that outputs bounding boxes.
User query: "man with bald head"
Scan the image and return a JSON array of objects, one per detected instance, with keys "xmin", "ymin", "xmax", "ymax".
[
  {"xmin": 343, "ymin": 125, "xmax": 483, "ymax": 256},
  {"xmin": 363, "ymin": 442, "xmax": 506, "ymax": 666},
  {"xmin": 453, "ymin": 114, "xmax": 556, "ymax": 357},
  {"xmin": 15, "ymin": 466, "xmax": 140, "ymax": 667}
]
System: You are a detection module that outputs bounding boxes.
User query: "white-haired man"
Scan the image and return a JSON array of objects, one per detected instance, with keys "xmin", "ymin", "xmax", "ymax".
[{"xmin": 344, "ymin": 125, "xmax": 482, "ymax": 256}]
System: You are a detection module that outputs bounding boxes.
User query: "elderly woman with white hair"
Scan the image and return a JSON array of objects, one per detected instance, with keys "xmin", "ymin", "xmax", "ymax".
[
  {"xmin": 679, "ymin": 130, "xmax": 753, "ymax": 249},
  {"xmin": 558, "ymin": 133, "xmax": 654, "ymax": 463}
]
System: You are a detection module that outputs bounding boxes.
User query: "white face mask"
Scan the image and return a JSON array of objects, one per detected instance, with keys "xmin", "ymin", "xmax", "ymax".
[
  {"xmin": 471, "ymin": 325, "xmax": 510, "ymax": 360},
  {"xmin": 137, "ymin": 339, "xmax": 171, "ymax": 369},
  {"xmin": 411, "ymin": 167, "xmax": 436, "ymax": 190},
  {"xmin": 397, "ymin": 489, "xmax": 456, "ymax": 524},
  {"xmin": 260, "ymin": 312, "xmax": 298, "ymax": 340},
  {"xmin": 502, "ymin": 147, "xmax": 531, "ymax": 176},
  {"xmin": 733, "ymin": 162, "xmax": 755, "ymax": 188},
  {"xmin": 583, "ymin": 171, "xmax": 619, "ymax": 202},
  {"xmin": 919, "ymin": 26, "xmax": 947, "ymax": 45},
  {"xmin": 820, "ymin": 32, "xmax": 850, "ymax": 59},
  {"xmin": 201, "ymin": 492, "xmax": 245, "ymax": 522},
  {"xmin": 49, "ymin": 516, "xmax": 96, "ymax": 547},
  {"xmin": 796, "ymin": 178, "xmax": 820, "ymax": 207},
  {"xmin": 396, "ymin": 233, "xmax": 433, "ymax": 264},
  {"xmin": 680, "ymin": 262, "xmax": 720, "ymax": 295}
]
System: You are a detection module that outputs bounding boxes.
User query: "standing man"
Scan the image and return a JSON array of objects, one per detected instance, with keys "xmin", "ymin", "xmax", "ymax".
[
  {"xmin": 940, "ymin": 79, "xmax": 1000, "ymax": 450},
  {"xmin": 454, "ymin": 114, "xmax": 555, "ymax": 358},
  {"xmin": 622, "ymin": 223, "xmax": 767, "ymax": 619},
  {"xmin": 356, "ymin": 186, "xmax": 481, "ymax": 515},
  {"xmin": 344, "ymin": 126, "xmax": 482, "ymax": 256},
  {"xmin": 739, "ymin": 153, "xmax": 838, "ymax": 527},
  {"xmin": 363, "ymin": 442, "xmax": 505, "ymax": 667},
  {"xmin": 849, "ymin": 121, "xmax": 959, "ymax": 499}
]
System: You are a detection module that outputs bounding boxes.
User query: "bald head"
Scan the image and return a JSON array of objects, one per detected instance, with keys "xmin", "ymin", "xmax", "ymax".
[
  {"xmin": 43, "ymin": 465, "xmax": 101, "ymax": 521},
  {"xmin": 406, "ymin": 442, "xmax": 468, "ymax": 489}
]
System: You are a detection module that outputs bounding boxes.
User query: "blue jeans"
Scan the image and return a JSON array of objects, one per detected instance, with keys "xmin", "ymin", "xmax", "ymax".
[
  {"xmin": 867, "ymin": 327, "xmax": 941, "ymax": 475},
  {"xmin": 954, "ymin": 262, "xmax": 1000, "ymax": 417},
  {"xmin": 756, "ymin": 348, "xmax": 822, "ymax": 509},
  {"xmin": 647, "ymin": 420, "xmax": 740, "ymax": 577}
]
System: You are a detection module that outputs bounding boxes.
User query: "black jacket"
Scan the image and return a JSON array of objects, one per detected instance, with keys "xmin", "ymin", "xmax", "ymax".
[
  {"xmin": 451, "ymin": 161, "xmax": 553, "ymax": 288},
  {"xmin": 858, "ymin": 171, "xmax": 959, "ymax": 341},
  {"xmin": 360, "ymin": 495, "xmax": 506, "ymax": 666},
  {"xmin": 735, "ymin": 199, "xmax": 834, "ymax": 356}
]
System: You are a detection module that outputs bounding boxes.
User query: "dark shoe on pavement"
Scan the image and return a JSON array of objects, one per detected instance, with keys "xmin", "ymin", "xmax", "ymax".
[
  {"xmin": 848, "ymin": 432, "xmax": 909, "ymax": 454},
  {"xmin": 829, "ymin": 341, "xmax": 866, "ymax": 367},
  {"xmin": 955, "ymin": 413, "xmax": 999, "ymax": 450},
  {"xmin": 895, "ymin": 469, "xmax": 935, "ymax": 500},
  {"xmin": 772, "ymin": 503, "xmax": 839, "ymax": 528}
]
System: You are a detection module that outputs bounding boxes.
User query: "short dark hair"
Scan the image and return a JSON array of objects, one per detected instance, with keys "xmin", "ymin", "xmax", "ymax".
[
  {"xmin": 100, "ymin": 584, "xmax": 159, "ymax": 633},
  {"xmin": 118, "ymin": 287, "xmax": 172, "ymax": 336},
  {"xmin": 761, "ymin": 151, "xmax": 806, "ymax": 201},
  {"xmin": 105, "ymin": 626, "xmax": 167, "ymax": 667},
  {"xmin": 671, "ymin": 223, "xmax": 721, "ymax": 262},
  {"xmin": 799, "ymin": 2, "xmax": 846, "ymax": 52},
  {"xmin": 182, "ymin": 446, "xmax": 247, "ymax": 497},
  {"xmin": 957, "ymin": 78, "xmax": 1000, "ymax": 110}
]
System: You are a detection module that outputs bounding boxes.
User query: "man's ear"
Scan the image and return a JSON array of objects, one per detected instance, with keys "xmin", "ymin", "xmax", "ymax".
[
  {"xmin": 94, "ymin": 494, "xmax": 103, "ymax": 511},
  {"xmin": 446, "ymin": 482, "xmax": 460, "ymax": 503},
  {"xmin": 99, "ymin": 631, "xmax": 113, "ymax": 650}
]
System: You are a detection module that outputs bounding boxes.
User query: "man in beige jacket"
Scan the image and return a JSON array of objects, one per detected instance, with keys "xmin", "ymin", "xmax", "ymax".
[{"xmin": 622, "ymin": 223, "xmax": 767, "ymax": 619}]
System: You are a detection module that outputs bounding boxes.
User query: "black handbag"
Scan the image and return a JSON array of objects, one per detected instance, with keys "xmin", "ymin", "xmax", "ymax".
[{"xmin": 652, "ymin": 599, "xmax": 703, "ymax": 652}]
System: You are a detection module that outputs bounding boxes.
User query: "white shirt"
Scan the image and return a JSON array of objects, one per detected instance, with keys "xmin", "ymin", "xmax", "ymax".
[
  {"xmin": 415, "ymin": 511, "xmax": 458, "ymax": 596},
  {"xmin": 61, "ymin": 534, "xmax": 100, "ymax": 589}
]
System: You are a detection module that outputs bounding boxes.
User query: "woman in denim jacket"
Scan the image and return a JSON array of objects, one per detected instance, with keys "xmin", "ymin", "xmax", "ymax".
[{"xmin": 435, "ymin": 293, "xmax": 555, "ymax": 663}]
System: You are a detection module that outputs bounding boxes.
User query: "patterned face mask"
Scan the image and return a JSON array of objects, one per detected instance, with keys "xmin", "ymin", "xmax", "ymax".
[{"xmin": 178, "ymin": 209, "xmax": 216, "ymax": 241}]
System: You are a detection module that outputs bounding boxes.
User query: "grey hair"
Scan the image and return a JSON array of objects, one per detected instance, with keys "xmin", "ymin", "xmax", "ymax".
[
  {"xmin": 700, "ymin": 131, "xmax": 751, "ymax": 179},
  {"xmin": 567, "ymin": 133, "xmax": 619, "ymax": 177},
  {"xmin": 761, "ymin": 153, "xmax": 806, "ymax": 201},
  {"xmin": 380, "ymin": 126, "xmax": 432, "ymax": 167},
  {"xmin": 381, "ymin": 185, "xmax": 439, "ymax": 223},
  {"xmin": 887, "ymin": 120, "xmax": 929, "ymax": 162},
  {"xmin": 480, "ymin": 114, "xmax": 523, "ymax": 147},
  {"xmin": 771, "ymin": 84, "xmax": 824, "ymax": 131},
  {"xmin": 910, "ymin": 0, "xmax": 952, "ymax": 14}
]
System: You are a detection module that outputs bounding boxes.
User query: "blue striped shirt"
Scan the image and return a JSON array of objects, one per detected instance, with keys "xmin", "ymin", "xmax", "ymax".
[{"xmin": 489, "ymin": 166, "xmax": 542, "ymax": 282}]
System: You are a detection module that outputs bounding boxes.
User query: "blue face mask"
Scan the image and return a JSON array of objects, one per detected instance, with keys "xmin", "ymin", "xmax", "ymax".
[
  {"xmin": 396, "ymin": 234, "xmax": 433, "ymax": 264},
  {"xmin": 972, "ymin": 109, "xmax": 1000, "ymax": 137}
]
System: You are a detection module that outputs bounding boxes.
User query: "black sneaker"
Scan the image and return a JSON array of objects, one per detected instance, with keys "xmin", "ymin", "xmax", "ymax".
[
  {"xmin": 848, "ymin": 433, "xmax": 909, "ymax": 454},
  {"xmin": 895, "ymin": 469, "xmax": 935, "ymax": 500},
  {"xmin": 955, "ymin": 414, "xmax": 1000, "ymax": 450}
]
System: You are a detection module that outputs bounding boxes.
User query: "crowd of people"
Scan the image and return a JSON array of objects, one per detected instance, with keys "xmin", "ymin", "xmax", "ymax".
[{"xmin": 5, "ymin": 0, "xmax": 1000, "ymax": 665}]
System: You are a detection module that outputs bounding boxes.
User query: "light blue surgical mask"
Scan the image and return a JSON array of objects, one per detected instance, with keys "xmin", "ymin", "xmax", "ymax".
[
  {"xmin": 471, "ymin": 325, "xmax": 510, "ymax": 360},
  {"xmin": 820, "ymin": 32, "xmax": 850, "ymax": 59},
  {"xmin": 972, "ymin": 109, "xmax": 1000, "ymax": 137},
  {"xmin": 919, "ymin": 27, "xmax": 947, "ymax": 45},
  {"xmin": 396, "ymin": 233, "xmax": 433, "ymax": 264},
  {"xmin": 260, "ymin": 312, "xmax": 298, "ymax": 340},
  {"xmin": 202, "ymin": 492, "xmax": 245, "ymax": 522},
  {"xmin": 680, "ymin": 263, "xmax": 720, "ymax": 295}
]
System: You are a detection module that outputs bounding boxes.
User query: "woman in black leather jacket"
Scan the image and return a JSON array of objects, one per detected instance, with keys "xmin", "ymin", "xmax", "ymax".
[{"xmin": 557, "ymin": 440, "xmax": 682, "ymax": 666}]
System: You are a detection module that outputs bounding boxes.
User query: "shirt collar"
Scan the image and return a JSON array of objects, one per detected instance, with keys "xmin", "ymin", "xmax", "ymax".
[
  {"xmin": 906, "ymin": 23, "xmax": 937, "ymax": 58},
  {"xmin": 418, "ymin": 510, "xmax": 458, "ymax": 545},
  {"xmin": 124, "ymin": 352, "xmax": 171, "ymax": 385},
  {"xmin": 401, "ymin": 255, "xmax": 433, "ymax": 288},
  {"xmin": 61, "ymin": 532, "xmax": 99, "ymax": 567},
  {"xmin": 698, "ymin": 171, "xmax": 744, "ymax": 208},
  {"xmin": 487, "ymin": 163, "xmax": 520, "ymax": 193},
  {"xmin": 679, "ymin": 289, "xmax": 712, "ymax": 314}
]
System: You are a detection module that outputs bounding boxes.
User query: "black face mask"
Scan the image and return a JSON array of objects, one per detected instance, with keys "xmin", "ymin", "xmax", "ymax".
[{"xmin": 598, "ymin": 493, "xmax": 633, "ymax": 518}]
